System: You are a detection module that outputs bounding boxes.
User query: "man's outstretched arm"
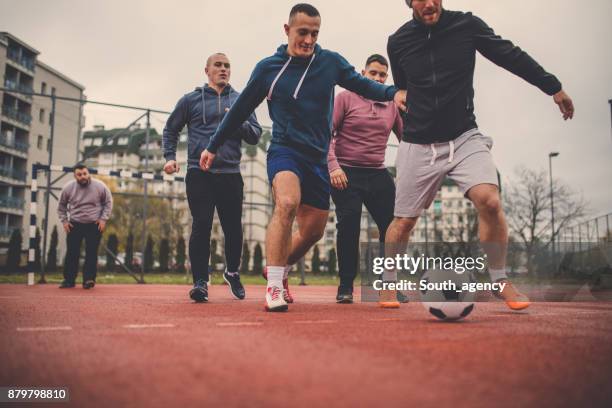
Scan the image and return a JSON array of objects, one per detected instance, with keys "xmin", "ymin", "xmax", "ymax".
[
  {"xmin": 472, "ymin": 14, "xmax": 574, "ymax": 120},
  {"xmin": 335, "ymin": 52, "xmax": 407, "ymax": 111}
]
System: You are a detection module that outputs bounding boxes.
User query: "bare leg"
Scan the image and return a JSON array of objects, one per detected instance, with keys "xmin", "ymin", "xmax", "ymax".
[
  {"xmin": 286, "ymin": 204, "xmax": 328, "ymax": 266},
  {"xmin": 467, "ymin": 183, "xmax": 529, "ymax": 309},
  {"xmin": 385, "ymin": 217, "xmax": 419, "ymax": 246},
  {"xmin": 379, "ymin": 216, "xmax": 419, "ymax": 307},
  {"xmin": 266, "ymin": 171, "xmax": 301, "ymax": 266},
  {"xmin": 466, "ymin": 184, "xmax": 507, "ymax": 272}
]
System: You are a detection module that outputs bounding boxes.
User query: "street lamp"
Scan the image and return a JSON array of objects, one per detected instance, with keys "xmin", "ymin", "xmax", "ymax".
[
  {"xmin": 549, "ymin": 152, "xmax": 559, "ymax": 265},
  {"xmin": 608, "ymin": 99, "xmax": 611, "ymax": 144}
]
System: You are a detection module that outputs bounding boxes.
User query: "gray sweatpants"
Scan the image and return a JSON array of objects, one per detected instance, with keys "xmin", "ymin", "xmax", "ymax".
[{"xmin": 394, "ymin": 128, "xmax": 498, "ymax": 218}]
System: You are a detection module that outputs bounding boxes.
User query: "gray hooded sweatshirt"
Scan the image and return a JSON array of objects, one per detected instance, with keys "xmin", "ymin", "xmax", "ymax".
[{"xmin": 163, "ymin": 84, "xmax": 262, "ymax": 173}]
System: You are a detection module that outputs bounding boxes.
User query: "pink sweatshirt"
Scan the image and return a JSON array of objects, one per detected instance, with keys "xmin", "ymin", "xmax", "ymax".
[{"xmin": 328, "ymin": 89, "xmax": 403, "ymax": 173}]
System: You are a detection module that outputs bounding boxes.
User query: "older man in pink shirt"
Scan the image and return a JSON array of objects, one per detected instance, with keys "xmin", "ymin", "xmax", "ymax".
[{"xmin": 328, "ymin": 54, "xmax": 404, "ymax": 304}]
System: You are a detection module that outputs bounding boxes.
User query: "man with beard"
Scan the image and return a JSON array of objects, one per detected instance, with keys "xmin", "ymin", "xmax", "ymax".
[
  {"xmin": 385, "ymin": 0, "xmax": 575, "ymax": 310},
  {"xmin": 328, "ymin": 54, "xmax": 405, "ymax": 305},
  {"xmin": 57, "ymin": 164, "xmax": 113, "ymax": 289}
]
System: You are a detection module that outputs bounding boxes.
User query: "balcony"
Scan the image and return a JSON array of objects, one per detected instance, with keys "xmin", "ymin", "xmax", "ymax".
[
  {"xmin": 0, "ymin": 166, "xmax": 27, "ymax": 183},
  {"xmin": 1, "ymin": 104, "xmax": 32, "ymax": 126},
  {"xmin": 7, "ymin": 48, "xmax": 36, "ymax": 72},
  {"xmin": 0, "ymin": 133, "xmax": 30, "ymax": 153},
  {"xmin": 0, "ymin": 196, "xmax": 25, "ymax": 213},
  {"xmin": 0, "ymin": 225, "xmax": 21, "ymax": 242},
  {"xmin": 3, "ymin": 77, "xmax": 33, "ymax": 101}
]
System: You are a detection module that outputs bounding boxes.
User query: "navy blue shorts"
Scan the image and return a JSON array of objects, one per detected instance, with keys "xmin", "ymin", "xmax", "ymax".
[{"xmin": 266, "ymin": 144, "xmax": 331, "ymax": 210}]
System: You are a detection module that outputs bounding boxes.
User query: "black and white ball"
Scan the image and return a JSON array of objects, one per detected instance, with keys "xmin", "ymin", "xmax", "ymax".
[{"xmin": 420, "ymin": 269, "xmax": 475, "ymax": 321}]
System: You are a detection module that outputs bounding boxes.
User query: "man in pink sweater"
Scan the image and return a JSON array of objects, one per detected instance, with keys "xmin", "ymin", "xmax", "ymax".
[{"xmin": 328, "ymin": 54, "xmax": 403, "ymax": 304}]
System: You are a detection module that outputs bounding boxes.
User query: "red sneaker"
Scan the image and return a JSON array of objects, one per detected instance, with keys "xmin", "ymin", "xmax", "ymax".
[
  {"xmin": 283, "ymin": 279, "xmax": 294, "ymax": 304},
  {"xmin": 263, "ymin": 267, "xmax": 294, "ymax": 304}
]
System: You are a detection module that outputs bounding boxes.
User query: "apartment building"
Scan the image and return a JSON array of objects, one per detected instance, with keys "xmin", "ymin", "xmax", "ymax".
[{"xmin": 0, "ymin": 33, "xmax": 85, "ymax": 264}]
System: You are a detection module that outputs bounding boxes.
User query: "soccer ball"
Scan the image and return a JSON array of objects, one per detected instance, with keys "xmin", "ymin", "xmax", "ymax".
[{"xmin": 420, "ymin": 269, "xmax": 475, "ymax": 321}]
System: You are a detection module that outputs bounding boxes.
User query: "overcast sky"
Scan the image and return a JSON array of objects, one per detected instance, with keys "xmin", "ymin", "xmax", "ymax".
[{"xmin": 2, "ymin": 0, "xmax": 611, "ymax": 216}]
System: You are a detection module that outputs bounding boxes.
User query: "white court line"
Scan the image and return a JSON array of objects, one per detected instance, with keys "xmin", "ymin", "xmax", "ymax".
[
  {"xmin": 123, "ymin": 324, "xmax": 175, "ymax": 329},
  {"xmin": 216, "ymin": 322, "xmax": 263, "ymax": 327},
  {"xmin": 294, "ymin": 320, "xmax": 337, "ymax": 324},
  {"xmin": 17, "ymin": 326, "xmax": 72, "ymax": 332},
  {"xmin": 368, "ymin": 318, "xmax": 402, "ymax": 322}
]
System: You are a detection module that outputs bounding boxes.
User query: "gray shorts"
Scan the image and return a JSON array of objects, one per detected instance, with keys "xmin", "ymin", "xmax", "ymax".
[{"xmin": 394, "ymin": 128, "xmax": 498, "ymax": 218}]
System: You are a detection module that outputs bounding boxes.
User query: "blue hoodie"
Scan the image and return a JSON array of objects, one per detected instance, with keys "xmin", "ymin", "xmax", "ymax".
[
  {"xmin": 163, "ymin": 84, "xmax": 262, "ymax": 173},
  {"xmin": 207, "ymin": 44, "xmax": 398, "ymax": 163}
]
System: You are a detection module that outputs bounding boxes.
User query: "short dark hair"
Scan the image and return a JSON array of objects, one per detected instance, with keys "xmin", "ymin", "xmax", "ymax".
[
  {"xmin": 289, "ymin": 3, "xmax": 320, "ymax": 21},
  {"xmin": 405, "ymin": 0, "xmax": 413, "ymax": 8},
  {"xmin": 366, "ymin": 54, "xmax": 389, "ymax": 68},
  {"xmin": 73, "ymin": 163, "xmax": 88, "ymax": 172}
]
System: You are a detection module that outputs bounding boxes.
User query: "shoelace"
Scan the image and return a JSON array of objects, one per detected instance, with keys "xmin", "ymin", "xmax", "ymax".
[{"xmin": 269, "ymin": 286, "xmax": 281, "ymax": 301}]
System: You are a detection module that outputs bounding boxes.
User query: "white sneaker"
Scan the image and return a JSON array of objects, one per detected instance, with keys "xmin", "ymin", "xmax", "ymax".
[{"xmin": 265, "ymin": 285, "xmax": 288, "ymax": 312}]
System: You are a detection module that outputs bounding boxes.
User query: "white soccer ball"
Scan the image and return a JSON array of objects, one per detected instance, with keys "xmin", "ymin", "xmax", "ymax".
[{"xmin": 420, "ymin": 269, "xmax": 475, "ymax": 321}]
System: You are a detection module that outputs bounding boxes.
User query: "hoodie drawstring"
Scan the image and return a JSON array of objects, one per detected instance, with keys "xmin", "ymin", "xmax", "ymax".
[
  {"xmin": 267, "ymin": 53, "xmax": 316, "ymax": 101},
  {"xmin": 202, "ymin": 86, "xmax": 235, "ymax": 125},
  {"xmin": 201, "ymin": 86, "xmax": 207, "ymax": 125},
  {"xmin": 429, "ymin": 144, "xmax": 438, "ymax": 166},
  {"xmin": 267, "ymin": 57, "xmax": 292, "ymax": 101},
  {"xmin": 429, "ymin": 140, "xmax": 455, "ymax": 166},
  {"xmin": 293, "ymin": 53, "xmax": 316, "ymax": 99}
]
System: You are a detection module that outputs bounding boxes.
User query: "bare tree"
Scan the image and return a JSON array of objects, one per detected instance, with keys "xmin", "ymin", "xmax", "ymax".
[{"xmin": 504, "ymin": 167, "xmax": 587, "ymax": 273}]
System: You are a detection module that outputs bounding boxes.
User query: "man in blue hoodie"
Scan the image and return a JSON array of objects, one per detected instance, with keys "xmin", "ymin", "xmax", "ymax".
[
  {"xmin": 200, "ymin": 4, "xmax": 407, "ymax": 312},
  {"xmin": 163, "ymin": 53, "xmax": 262, "ymax": 303}
]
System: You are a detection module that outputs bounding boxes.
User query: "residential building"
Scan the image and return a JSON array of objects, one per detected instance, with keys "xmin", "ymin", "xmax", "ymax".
[{"xmin": 0, "ymin": 33, "xmax": 85, "ymax": 266}]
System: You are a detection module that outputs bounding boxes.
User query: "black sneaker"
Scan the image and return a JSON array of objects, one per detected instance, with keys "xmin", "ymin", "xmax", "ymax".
[
  {"xmin": 396, "ymin": 291, "xmax": 409, "ymax": 303},
  {"xmin": 59, "ymin": 280, "xmax": 75, "ymax": 289},
  {"xmin": 82, "ymin": 280, "xmax": 96, "ymax": 289},
  {"xmin": 336, "ymin": 287, "xmax": 353, "ymax": 304},
  {"xmin": 190, "ymin": 279, "xmax": 209, "ymax": 303},
  {"xmin": 223, "ymin": 272, "xmax": 245, "ymax": 300}
]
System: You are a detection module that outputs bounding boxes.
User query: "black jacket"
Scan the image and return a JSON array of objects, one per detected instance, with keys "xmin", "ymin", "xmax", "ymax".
[{"xmin": 387, "ymin": 9, "xmax": 562, "ymax": 144}]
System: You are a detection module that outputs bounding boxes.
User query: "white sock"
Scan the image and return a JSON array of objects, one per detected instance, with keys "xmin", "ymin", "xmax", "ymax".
[
  {"xmin": 283, "ymin": 265, "xmax": 292, "ymax": 280},
  {"xmin": 267, "ymin": 266, "xmax": 284, "ymax": 288},
  {"xmin": 489, "ymin": 268, "xmax": 508, "ymax": 282}
]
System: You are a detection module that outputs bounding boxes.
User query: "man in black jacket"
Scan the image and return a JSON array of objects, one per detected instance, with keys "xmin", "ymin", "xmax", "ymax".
[{"xmin": 385, "ymin": 0, "xmax": 574, "ymax": 310}]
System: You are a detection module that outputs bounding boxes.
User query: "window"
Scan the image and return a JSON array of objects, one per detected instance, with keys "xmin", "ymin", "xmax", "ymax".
[
  {"xmin": 41, "ymin": 82, "xmax": 47, "ymax": 94},
  {"xmin": 92, "ymin": 138, "xmax": 103, "ymax": 146},
  {"xmin": 84, "ymin": 138, "xmax": 93, "ymax": 146},
  {"xmin": 118, "ymin": 137, "xmax": 128, "ymax": 145},
  {"xmin": 39, "ymin": 108, "xmax": 45, "ymax": 123},
  {"xmin": 37, "ymin": 135, "xmax": 43, "ymax": 149},
  {"xmin": 51, "ymin": 87, "xmax": 56, "ymax": 96}
]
